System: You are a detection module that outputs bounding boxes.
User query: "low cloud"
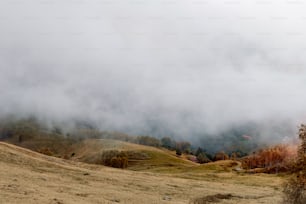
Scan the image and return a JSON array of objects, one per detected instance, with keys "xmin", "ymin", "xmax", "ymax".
[{"xmin": 0, "ymin": 1, "xmax": 305, "ymax": 142}]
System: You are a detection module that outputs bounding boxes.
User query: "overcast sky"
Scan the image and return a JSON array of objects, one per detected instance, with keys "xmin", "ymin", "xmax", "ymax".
[{"xmin": 0, "ymin": 1, "xmax": 306, "ymax": 140}]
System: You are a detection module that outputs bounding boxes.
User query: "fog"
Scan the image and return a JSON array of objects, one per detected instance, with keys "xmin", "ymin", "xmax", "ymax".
[{"xmin": 0, "ymin": 1, "xmax": 306, "ymax": 142}]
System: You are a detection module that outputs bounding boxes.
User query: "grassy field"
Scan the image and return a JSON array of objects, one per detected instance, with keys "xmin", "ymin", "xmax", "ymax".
[
  {"xmin": 0, "ymin": 140, "xmax": 286, "ymax": 204},
  {"xmin": 60, "ymin": 139, "xmax": 286, "ymax": 190},
  {"xmin": 67, "ymin": 139, "xmax": 197, "ymax": 171}
]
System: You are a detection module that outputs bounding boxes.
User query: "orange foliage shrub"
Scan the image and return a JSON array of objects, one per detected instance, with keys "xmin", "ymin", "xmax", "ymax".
[
  {"xmin": 214, "ymin": 151, "xmax": 229, "ymax": 161},
  {"xmin": 241, "ymin": 144, "xmax": 297, "ymax": 173},
  {"xmin": 101, "ymin": 150, "xmax": 128, "ymax": 169},
  {"xmin": 110, "ymin": 157, "xmax": 128, "ymax": 168}
]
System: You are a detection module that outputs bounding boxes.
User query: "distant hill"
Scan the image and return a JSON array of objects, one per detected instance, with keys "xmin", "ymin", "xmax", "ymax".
[{"xmin": 67, "ymin": 139, "xmax": 197, "ymax": 172}]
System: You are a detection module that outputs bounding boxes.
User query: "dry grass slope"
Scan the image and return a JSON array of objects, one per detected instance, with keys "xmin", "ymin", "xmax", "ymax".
[
  {"xmin": 67, "ymin": 139, "xmax": 197, "ymax": 171},
  {"xmin": 0, "ymin": 141, "xmax": 284, "ymax": 204}
]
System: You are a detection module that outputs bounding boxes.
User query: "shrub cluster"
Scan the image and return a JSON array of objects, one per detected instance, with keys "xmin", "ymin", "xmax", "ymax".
[
  {"xmin": 283, "ymin": 175, "xmax": 306, "ymax": 204},
  {"xmin": 213, "ymin": 151, "xmax": 229, "ymax": 161},
  {"xmin": 241, "ymin": 145, "xmax": 296, "ymax": 173},
  {"xmin": 101, "ymin": 150, "xmax": 128, "ymax": 169},
  {"xmin": 283, "ymin": 124, "xmax": 306, "ymax": 203},
  {"xmin": 196, "ymin": 153, "xmax": 211, "ymax": 164}
]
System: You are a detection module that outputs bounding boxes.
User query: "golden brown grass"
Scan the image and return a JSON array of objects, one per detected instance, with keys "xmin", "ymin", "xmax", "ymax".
[
  {"xmin": 0, "ymin": 141, "xmax": 286, "ymax": 204},
  {"xmin": 67, "ymin": 139, "xmax": 197, "ymax": 171}
]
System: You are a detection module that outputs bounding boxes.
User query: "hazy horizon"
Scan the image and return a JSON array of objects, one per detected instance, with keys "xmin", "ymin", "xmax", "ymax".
[{"xmin": 1, "ymin": 1, "xmax": 306, "ymax": 142}]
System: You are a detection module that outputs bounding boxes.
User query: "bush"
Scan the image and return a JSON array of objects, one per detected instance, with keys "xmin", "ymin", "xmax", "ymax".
[
  {"xmin": 283, "ymin": 124, "xmax": 306, "ymax": 203},
  {"xmin": 195, "ymin": 147, "xmax": 204, "ymax": 156},
  {"xmin": 161, "ymin": 137, "xmax": 176, "ymax": 150},
  {"xmin": 197, "ymin": 153, "xmax": 211, "ymax": 164},
  {"xmin": 176, "ymin": 149, "xmax": 182, "ymax": 156},
  {"xmin": 110, "ymin": 156, "xmax": 128, "ymax": 168},
  {"xmin": 101, "ymin": 150, "xmax": 128, "ymax": 169},
  {"xmin": 176, "ymin": 141, "xmax": 191, "ymax": 154},
  {"xmin": 283, "ymin": 176, "xmax": 306, "ymax": 204},
  {"xmin": 213, "ymin": 151, "xmax": 229, "ymax": 161},
  {"xmin": 241, "ymin": 145, "xmax": 296, "ymax": 172}
]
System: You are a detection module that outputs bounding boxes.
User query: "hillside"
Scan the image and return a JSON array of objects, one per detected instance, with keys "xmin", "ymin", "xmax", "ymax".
[
  {"xmin": 67, "ymin": 139, "xmax": 197, "ymax": 172},
  {"xmin": 0, "ymin": 141, "xmax": 284, "ymax": 204}
]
